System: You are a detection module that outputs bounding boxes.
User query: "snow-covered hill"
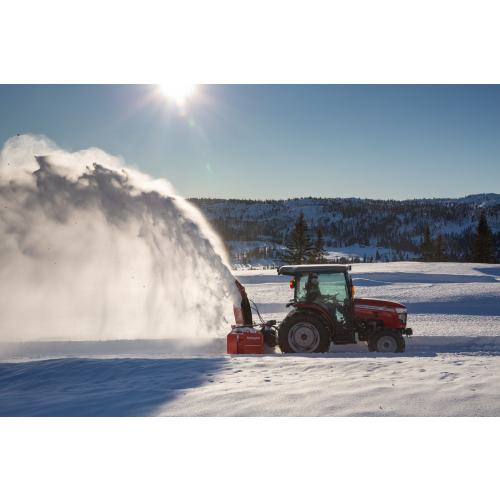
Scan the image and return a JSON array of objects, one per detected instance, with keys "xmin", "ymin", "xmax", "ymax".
[{"xmin": 190, "ymin": 194, "xmax": 500, "ymax": 264}]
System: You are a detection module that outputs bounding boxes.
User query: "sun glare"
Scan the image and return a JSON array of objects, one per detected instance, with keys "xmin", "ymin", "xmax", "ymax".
[{"xmin": 160, "ymin": 84, "xmax": 196, "ymax": 105}]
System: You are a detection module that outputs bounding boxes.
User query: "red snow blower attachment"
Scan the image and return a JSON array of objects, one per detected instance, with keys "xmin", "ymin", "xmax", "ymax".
[{"xmin": 227, "ymin": 280, "xmax": 277, "ymax": 354}]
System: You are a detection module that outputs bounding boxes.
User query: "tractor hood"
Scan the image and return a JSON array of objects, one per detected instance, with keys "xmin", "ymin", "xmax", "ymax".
[{"xmin": 354, "ymin": 297, "xmax": 407, "ymax": 312}]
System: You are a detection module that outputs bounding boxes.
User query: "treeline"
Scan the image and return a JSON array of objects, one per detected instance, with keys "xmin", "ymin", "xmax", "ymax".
[{"xmin": 420, "ymin": 211, "xmax": 498, "ymax": 263}]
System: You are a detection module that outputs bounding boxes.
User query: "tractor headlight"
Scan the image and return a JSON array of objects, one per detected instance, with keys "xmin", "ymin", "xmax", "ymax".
[{"xmin": 396, "ymin": 308, "xmax": 407, "ymax": 325}]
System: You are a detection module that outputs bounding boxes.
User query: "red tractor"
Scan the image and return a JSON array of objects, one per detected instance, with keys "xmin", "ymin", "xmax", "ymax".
[{"xmin": 228, "ymin": 264, "xmax": 412, "ymax": 354}]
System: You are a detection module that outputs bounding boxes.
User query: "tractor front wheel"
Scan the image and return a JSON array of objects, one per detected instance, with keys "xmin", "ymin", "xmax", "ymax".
[
  {"xmin": 278, "ymin": 309, "xmax": 331, "ymax": 353},
  {"xmin": 368, "ymin": 330, "xmax": 405, "ymax": 353}
]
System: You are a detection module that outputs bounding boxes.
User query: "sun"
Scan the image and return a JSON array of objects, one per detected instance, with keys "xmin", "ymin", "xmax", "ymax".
[{"xmin": 160, "ymin": 84, "xmax": 196, "ymax": 105}]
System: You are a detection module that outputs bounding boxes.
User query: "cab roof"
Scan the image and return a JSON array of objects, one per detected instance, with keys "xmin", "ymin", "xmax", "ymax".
[{"xmin": 278, "ymin": 264, "xmax": 351, "ymax": 276}]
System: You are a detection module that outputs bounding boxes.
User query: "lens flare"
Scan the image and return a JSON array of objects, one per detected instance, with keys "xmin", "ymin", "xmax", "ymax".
[{"xmin": 160, "ymin": 84, "xmax": 196, "ymax": 105}]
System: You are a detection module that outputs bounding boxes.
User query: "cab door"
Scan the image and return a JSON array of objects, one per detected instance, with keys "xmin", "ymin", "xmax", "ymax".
[{"xmin": 308, "ymin": 272, "xmax": 353, "ymax": 333}]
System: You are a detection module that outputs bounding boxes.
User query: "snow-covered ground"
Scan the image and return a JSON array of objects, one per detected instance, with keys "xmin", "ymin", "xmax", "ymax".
[
  {"xmin": 1, "ymin": 262, "xmax": 499, "ymax": 416},
  {"xmin": 2, "ymin": 352, "xmax": 500, "ymax": 416}
]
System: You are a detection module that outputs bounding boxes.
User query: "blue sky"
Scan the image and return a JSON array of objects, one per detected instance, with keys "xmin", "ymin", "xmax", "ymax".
[{"xmin": 0, "ymin": 84, "xmax": 498, "ymax": 200}]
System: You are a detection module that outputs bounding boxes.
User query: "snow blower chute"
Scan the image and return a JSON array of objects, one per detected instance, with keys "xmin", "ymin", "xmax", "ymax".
[{"xmin": 227, "ymin": 280, "xmax": 277, "ymax": 354}]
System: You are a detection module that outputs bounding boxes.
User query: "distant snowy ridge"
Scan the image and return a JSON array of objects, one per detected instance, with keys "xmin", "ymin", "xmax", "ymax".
[
  {"xmin": 189, "ymin": 194, "xmax": 500, "ymax": 263},
  {"xmin": 424, "ymin": 193, "xmax": 500, "ymax": 207}
]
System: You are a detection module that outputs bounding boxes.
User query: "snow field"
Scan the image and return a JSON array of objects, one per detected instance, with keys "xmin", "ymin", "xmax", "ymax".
[
  {"xmin": 1, "ymin": 261, "xmax": 499, "ymax": 416},
  {"xmin": 152, "ymin": 353, "xmax": 500, "ymax": 417},
  {"xmin": 1, "ymin": 352, "xmax": 500, "ymax": 416}
]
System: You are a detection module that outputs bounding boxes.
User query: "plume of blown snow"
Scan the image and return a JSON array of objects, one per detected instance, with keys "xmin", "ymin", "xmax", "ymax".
[{"xmin": 0, "ymin": 135, "xmax": 238, "ymax": 341}]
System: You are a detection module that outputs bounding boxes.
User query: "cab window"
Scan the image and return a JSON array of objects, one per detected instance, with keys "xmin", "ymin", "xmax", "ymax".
[{"xmin": 315, "ymin": 273, "xmax": 349, "ymax": 304}]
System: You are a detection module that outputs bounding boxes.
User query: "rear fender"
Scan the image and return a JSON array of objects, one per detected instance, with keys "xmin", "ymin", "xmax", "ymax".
[{"xmin": 292, "ymin": 303, "xmax": 335, "ymax": 333}]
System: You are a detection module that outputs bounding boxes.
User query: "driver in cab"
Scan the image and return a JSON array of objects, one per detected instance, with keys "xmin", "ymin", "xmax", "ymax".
[
  {"xmin": 306, "ymin": 273, "xmax": 341, "ymax": 311},
  {"xmin": 306, "ymin": 273, "xmax": 346, "ymax": 331},
  {"xmin": 306, "ymin": 274, "xmax": 323, "ymax": 303}
]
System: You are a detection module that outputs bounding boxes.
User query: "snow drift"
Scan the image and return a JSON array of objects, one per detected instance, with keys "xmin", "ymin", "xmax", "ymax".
[{"xmin": 0, "ymin": 135, "xmax": 237, "ymax": 341}]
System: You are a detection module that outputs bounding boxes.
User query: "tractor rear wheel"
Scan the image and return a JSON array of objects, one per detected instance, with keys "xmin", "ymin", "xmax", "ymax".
[
  {"xmin": 278, "ymin": 309, "xmax": 331, "ymax": 353},
  {"xmin": 368, "ymin": 330, "xmax": 405, "ymax": 353}
]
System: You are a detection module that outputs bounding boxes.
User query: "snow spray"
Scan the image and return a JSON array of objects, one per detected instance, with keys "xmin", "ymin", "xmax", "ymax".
[{"xmin": 0, "ymin": 135, "xmax": 238, "ymax": 341}]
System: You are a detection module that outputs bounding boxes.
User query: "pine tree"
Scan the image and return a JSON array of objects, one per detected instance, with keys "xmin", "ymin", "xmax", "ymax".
[
  {"xmin": 469, "ymin": 210, "xmax": 499, "ymax": 264},
  {"xmin": 420, "ymin": 223, "xmax": 435, "ymax": 262},
  {"xmin": 375, "ymin": 250, "xmax": 381, "ymax": 262},
  {"xmin": 434, "ymin": 232, "xmax": 448, "ymax": 262},
  {"xmin": 308, "ymin": 221, "xmax": 329, "ymax": 264},
  {"xmin": 283, "ymin": 211, "xmax": 313, "ymax": 264}
]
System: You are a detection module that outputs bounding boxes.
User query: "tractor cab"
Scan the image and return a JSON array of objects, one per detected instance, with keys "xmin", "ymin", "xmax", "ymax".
[{"xmin": 278, "ymin": 265, "xmax": 357, "ymax": 347}]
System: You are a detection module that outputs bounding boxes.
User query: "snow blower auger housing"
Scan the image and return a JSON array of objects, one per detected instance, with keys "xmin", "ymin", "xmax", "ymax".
[
  {"xmin": 227, "ymin": 281, "xmax": 278, "ymax": 354},
  {"xmin": 227, "ymin": 265, "xmax": 413, "ymax": 354}
]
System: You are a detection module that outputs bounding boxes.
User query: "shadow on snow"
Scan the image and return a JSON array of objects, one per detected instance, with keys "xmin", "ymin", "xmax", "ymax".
[{"xmin": 0, "ymin": 357, "xmax": 227, "ymax": 417}]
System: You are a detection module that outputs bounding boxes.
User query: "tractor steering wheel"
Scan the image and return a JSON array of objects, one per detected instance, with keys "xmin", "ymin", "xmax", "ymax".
[{"xmin": 323, "ymin": 293, "xmax": 341, "ymax": 306}]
